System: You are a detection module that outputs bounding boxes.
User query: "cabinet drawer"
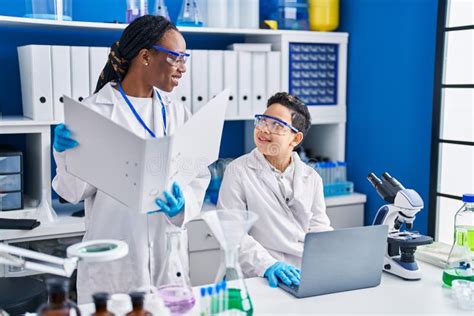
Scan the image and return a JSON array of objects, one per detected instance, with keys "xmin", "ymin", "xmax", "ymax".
[
  {"xmin": 0, "ymin": 155, "xmax": 21, "ymax": 174},
  {"xmin": 0, "ymin": 191, "xmax": 23, "ymax": 211},
  {"xmin": 186, "ymin": 219, "xmax": 220, "ymax": 252},
  {"xmin": 0, "ymin": 174, "xmax": 22, "ymax": 192}
]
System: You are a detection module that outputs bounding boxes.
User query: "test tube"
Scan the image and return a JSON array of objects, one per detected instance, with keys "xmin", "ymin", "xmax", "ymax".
[
  {"xmin": 222, "ymin": 280, "xmax": 228, "ymax": 313},
  {"xmin": 200, "ymin": 287, "xmax": 207, "ymax": 316},
  {"xmin": 215, "ymin": 283, "xmax": 221, "ymax": 314},
  {"xmin": 206, "ymin": 286, "xmax": 213, "ymax": 315}
]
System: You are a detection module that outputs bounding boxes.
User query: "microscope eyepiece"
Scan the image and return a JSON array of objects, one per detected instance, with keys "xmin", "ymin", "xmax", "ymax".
[
  {"xmin": 367, "ymin": 173, "xmax": 382, "ymax": 188},
  {"xmin": 368, "ymin": 172, "xmax": 396, "ymax": 203},
  {"xmin": 382, "ymin": 172, "xmax": 405, "ymax": 191}
]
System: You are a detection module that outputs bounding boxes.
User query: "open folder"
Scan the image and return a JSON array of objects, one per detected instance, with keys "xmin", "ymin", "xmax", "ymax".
[{"xmin": 63, "ymin": 89, "xmax": 229, "ymax": 213}]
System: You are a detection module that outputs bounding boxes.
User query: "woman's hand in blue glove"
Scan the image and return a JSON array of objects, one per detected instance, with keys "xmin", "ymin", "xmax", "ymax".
[
  {"xmin": 53, "ymin": 124, "xmax": 79, "ymax": 152},
  {"xmin": 153, "ymin": 182, "xmax": 185, "ymax": 217},
  {"xmin": 264, "ymin": 261, "xmax": 301, "ymax": 288}
]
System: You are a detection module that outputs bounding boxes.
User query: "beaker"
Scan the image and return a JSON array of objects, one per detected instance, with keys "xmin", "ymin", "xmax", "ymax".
[
  {"xmin": 177, "ymin": 0, "xmax": 204, "ymax": 27},
  {"xmin": 202, "ymin": 210, "xmax": 259, "ymax": 316},
  {"xmin": 157, "ymin": 230, "xmax": 195, "ymax": 314},
  {"xmin": 443, "ymin": 194, "xmax": 474, "ymax": 287},
  {"xmin": 154, "ymin": 0, "xmax": 170, "ymax": 20},
  {"xmin": 126, "ymin": 0, "xmax": 148, "ymax": 23}
]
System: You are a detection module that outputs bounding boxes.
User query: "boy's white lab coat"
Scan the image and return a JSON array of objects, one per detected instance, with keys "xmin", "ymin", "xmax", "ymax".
[
  {"xmin": 217, "ymin": 148, "xmax": 332, "ymax": 277},
  {"xmin": 52, "ymin": 82, "xmax": 210, "ymax": 303}
]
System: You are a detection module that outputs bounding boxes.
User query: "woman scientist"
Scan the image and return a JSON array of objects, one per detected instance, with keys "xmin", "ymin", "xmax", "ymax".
[
  {"xmin": 52, "ymin": 15, "xmax": 209, "ymax": 303},
  {"xmin": 217, "ymin": 92, "xmax": 333, "ymax": 288}
]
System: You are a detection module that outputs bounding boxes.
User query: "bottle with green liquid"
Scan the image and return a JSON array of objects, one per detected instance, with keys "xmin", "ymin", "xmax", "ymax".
[{"xmin": 442, "ymin": 194, "xmax": 474, "ymax": 287}]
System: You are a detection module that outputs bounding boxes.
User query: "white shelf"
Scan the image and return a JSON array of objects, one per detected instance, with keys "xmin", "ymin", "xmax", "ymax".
[
  {"xmin": 0, "ymin": 15, "xmax": 348, "ymax": 39},
  {"xmin": 0, "ymin": 116, "xmax": 57, "ymax": 127},
  {"xmin": 0, "ymin": 197, "xmax": 85, "ymax": 242},
  {"xmin": 325, "ymin": 192, "xmax": 367, "ymax": 207}
]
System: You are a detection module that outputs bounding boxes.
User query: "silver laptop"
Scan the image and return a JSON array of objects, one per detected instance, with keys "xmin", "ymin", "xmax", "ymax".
[{"xmin": 279, "ymin": 225, "xmax": 388, "ymax": 298}]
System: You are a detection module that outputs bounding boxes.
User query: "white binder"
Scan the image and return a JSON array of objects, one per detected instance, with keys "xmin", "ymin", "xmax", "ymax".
[
  {"xmin": 172, "ymin": 51, "xmax": 192, "ymax": 111},
  {"xmin": 208, "ymin": 50, "xmax": 224, "ymax": 100},
  {"xmin": 51, "ymin": 45, "xmax": 71, "ymax": 122},
  {"xmin": 89, "ymin": 47, "xmax": 109, "ymax": 95},
  {"xmin": 191, "ymin": 50, "xmax": 209, "ymax": 113},
  {"xmin": 64, "ymin": 89, "xmax": 229, "ymax": 213},
  {"xmin": 266, "ymin": 51, "xmax": 281, "ymax": 99},
  {"xmin": 251, "ymin": 52, "xmax": 267, "ymax": 114},
  {"xmin": 17, "ymin": 45, "xmax": 54, "ymax": 121},
  {"xmin": 223, "ymin": 51, "xmax": 238, "ymax": 117},
  {"xmin": 70, "ymin": 46, "xmax": 90, "ymax": 102},
  {"xmin": 207, "ymin": 0, "xmax": 228, "ymax": 27},
  {"xmin": 237, "ymin": 51, "xmax": 252, "ymax": 117}
]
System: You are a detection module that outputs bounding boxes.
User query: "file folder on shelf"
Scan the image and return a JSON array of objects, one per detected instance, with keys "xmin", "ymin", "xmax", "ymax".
[
  {"xmin": 63, "ymin": 90, "xmax": 229, "ymax": 213},
  {"xmin": 89, "ymin": 47, "xmax": 109, "ymax": 95},
  {"xmin": 191, "ymin": 50, "xmax": 209, "ymax": 113},
  {"xmin": 208, "ymin": 50, "xmax": 224, "ymax": 100},
  {"xmin": 51, "ymin": 45, "xmax": 71, "ymax": 122},
  {"xmin": 223, "ymin": 51, "xmax": 238, "ymax": 117},
  {"xmin": 70, "ymin": 46, "xmax": 90, "ymax": 102},
  {"xmin": 266, "ymin": 51, "xmax": 281, "ymax": 99},
  {"xmin": 172, "ymin": 51, "xmax": 192, "ymax": 111},
  {"xmin": 17, "ymin": 45, "xmax": 54, "ymax": 121},
  {"xmin": 251, "ymin": 52, "xmax": 267, "ymax": 114},
  {"xmin": 237, "ymin": 51, "xmax": 252, "ymax": 117}
]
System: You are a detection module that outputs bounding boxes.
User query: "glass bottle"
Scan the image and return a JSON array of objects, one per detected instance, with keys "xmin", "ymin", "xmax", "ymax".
[
  {"xmin": 126, "ymin": 292, "xmax": 151, "ymax": 316},
  {"xmin": 443, "ymin": 194, "xmax": 474, "ymax": 287},
  {"xmin": 177, "ymin": 0, "xmax": 204, "ymax": 27},
  {"xmin": 157, "ymin": 230, "xmax": 195, "ymax": 314},
  {"xmin": 91, "ymin": 292, "xmax": 115, "ymax": 316},
  {"xmin": 202, "ymin": 210, "xmax": 259, "ymax": 316},
  {"xmin": 37, "ymin": 278, "xmax": 81, "ymax": 316}
]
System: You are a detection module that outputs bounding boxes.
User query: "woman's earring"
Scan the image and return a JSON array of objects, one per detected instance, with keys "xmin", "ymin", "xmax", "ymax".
[{"xmin": 145, "ymin": 62, "xmax": 149, "ymax": 66}]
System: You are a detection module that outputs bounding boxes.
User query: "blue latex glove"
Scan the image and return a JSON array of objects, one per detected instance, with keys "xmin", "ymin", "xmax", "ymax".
[
  {"xmin": 153, "ymin": 182, "xmax": 185, "ymax": 217},
  {"xmin": 53, "ymin": 124, "xmax": 79, "ymax": 152},
  {"xmin": 264, "ymin": 261, "xmax": 301, "ymax": 288}
]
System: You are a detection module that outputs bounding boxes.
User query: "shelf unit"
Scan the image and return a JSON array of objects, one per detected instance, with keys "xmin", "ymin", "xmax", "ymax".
[{"xmin": 0, "ymin": 16, "xmax": 363, "ymax": 246}]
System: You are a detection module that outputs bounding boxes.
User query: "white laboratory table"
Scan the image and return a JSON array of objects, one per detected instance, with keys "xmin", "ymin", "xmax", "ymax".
[{"xmin": 80, "ymin": 262, "xmax": 472, "ymax": 315}]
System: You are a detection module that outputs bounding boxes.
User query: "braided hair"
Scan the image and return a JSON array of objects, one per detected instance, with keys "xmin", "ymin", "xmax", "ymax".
[{"xmin": 95, "ymin": 15, "xmax": 178, "ymax": 93}]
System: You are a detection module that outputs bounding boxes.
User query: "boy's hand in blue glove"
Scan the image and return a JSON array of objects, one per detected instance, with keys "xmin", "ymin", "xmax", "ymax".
[
  {"xmin": 264, "ymin": 261, "xmax": 301, "ymax": 288},
  {"xmin": 153, "ymin": 182, "xmax": 185, "ymax": 217},
  {"xmin": 53, "ymin": 124, "xmax": 79, "ymax": 152}
]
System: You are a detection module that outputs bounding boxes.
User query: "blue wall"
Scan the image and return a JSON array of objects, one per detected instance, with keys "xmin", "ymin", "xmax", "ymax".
[{"xmin": 339, "ymin": 0, "xmax": 438, "ymax": 234}]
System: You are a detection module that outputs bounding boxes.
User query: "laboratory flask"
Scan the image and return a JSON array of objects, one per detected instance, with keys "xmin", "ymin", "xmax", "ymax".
[
  {"xmin": 443, "ymin": 194, "xmax": 474, "ymax": 287},
  {"xmin": 157, "ymin": 230, "xmax": 195, "ymax": 314},
  {"xmin": 177, "ymin": 0, "xmax": 204, "ymax": 27},
  {"xmin": 154, "ymin": 0, "xmax": 170, "ymax": 20},
  {"xmin": 202, "ymin": 210, "xmax": 259, "ymax": 316},
  {"xmin": 126, "ymin": 0, "xmax": 148, "ymax": 23}
]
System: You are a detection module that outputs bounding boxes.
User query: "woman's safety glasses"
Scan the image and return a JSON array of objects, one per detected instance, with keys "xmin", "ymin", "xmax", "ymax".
[
  {"xmin": 254, "ymin": 114, "xmax": 299, "ymax": 135},
  {"xmin": 153, "ymin": 45, "xmax": 190, "ymax": 66}
]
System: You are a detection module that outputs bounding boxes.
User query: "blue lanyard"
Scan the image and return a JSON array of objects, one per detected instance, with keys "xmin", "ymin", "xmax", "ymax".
[{"xmin": 117, "ymin": 82, "xmax": 167, "ymax": 138}]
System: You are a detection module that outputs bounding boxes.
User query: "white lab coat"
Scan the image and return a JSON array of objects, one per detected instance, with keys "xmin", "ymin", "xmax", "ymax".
[
  {"xmin": 217, "ymin": 148, "xmax": 332, "ymax": 277},
  {"xmin": 52, "ymin": 82, "xmax": 210, "ymax": 303}
]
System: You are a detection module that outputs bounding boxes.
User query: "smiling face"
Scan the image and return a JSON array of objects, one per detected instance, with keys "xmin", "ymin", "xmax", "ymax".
[
  {"xmin": 254, "ymin": 103, "xmax": 303, "ymax": 158},
  {"xmin": 144, "ymin": 29, "xmax": 187, "ymax": 92}
]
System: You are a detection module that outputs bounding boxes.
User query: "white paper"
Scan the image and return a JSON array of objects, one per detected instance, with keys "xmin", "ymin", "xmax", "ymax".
[{"xmin": 64, "ymin": 89, "xmax": 229, "ymax": 213}]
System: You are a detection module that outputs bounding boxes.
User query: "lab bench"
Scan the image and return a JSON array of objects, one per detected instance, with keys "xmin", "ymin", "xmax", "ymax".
[{"xmin": 79, "ymin": 262, "xmax": 470, "ymax": 315}]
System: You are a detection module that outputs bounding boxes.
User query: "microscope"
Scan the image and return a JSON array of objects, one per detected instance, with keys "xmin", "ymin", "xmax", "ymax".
[{"xmin": 368, "ymin": 172, "xmax": 433, "ymax": 280}]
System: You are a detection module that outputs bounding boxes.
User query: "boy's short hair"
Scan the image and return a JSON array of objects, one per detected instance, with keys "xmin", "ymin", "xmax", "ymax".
[{"xmin": 267, "ymin": 92, "xmax": 312, "ymax": 137}]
